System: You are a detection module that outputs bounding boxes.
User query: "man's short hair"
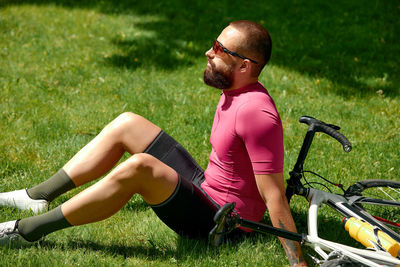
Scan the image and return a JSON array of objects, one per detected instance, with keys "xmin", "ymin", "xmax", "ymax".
[{"xmin": 230, "ymin": 20, "xmax": 272, "ymax": 77}]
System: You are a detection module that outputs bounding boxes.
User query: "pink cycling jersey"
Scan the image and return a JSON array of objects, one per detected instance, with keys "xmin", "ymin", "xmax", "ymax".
[{"xmin": 201, "ymin": 82, "xmax": 284, "ymax": 222}]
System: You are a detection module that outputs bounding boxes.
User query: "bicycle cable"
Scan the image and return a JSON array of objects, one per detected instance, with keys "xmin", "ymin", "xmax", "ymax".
[{"xmin": 302, "ymin": 170, "xmax": 346, "ymax": 194}]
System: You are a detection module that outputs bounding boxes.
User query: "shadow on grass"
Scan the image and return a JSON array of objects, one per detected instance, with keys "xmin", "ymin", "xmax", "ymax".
[
  {"xmin": 41, "ymin": 238, "xmax": 177, "ymax": 260},
  {"xmin": 2, "ymin": 0, "xmax": 399, "ymax": 97},
  {"xmin": 0, "ymin": 200, "xmax": 359, "ymax": 266},
  {"xmin": 33, "ymin": 208, "xmax": 357, "ymax": 266},
  {"xmin": 37, "ymin": 232, "xmax": 259, "ymax": 263}
]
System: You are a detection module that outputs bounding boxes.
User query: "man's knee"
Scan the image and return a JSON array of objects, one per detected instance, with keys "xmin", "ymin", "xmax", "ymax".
[
  {"xmin": 115, "ymin": 112, "xmax": 144, "ymax": 123},
  {"xmin": 102, "ymin": 112, "xmax": 143, "ymax": 135},
  {"xmin": 112, "ymin": 153, "xmax": 155, "ymax": 184},
  {"xmin": 110, "ymin": 153, "xmax": 177, "ymax": 202},
  {"xmin": 126, "ymin": 153, "xmax": 154, "ymax": 173},
  {"xmin": 111, "ymin": 112, "xmax": 143, "ymax": 129}
]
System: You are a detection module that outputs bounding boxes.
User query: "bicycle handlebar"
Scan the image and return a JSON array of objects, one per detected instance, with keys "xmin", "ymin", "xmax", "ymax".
[
  {"xmin": 286, "ymin": 116, "xmax": 352, "ymax": 202},
  {"xmin": 299, "ymin": 116, "xmax": 352, "ymax": 152}
]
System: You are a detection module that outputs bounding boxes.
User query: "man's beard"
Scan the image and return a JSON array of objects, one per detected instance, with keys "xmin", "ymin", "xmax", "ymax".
[{"xmin": 203, "ymin": 64, "xmax": 234, "ymax": 90}]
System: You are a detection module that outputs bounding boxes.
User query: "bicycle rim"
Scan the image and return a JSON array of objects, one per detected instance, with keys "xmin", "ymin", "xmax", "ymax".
[{"xmin": 352, "ymin": 180, "xmax": 400, "ymax": 235}]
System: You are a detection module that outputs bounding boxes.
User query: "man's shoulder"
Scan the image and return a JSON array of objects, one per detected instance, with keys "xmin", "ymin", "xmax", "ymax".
[
  {"xmin": 237, "ymin": 90, "xmax": 278, "ymax": 114},
  {"xmin": 239, "ymin": 83, "xmax": 274, "ymax": 102}
]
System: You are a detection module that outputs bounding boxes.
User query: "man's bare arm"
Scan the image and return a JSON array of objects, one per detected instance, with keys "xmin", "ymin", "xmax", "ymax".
[{"xmin": 255, "ymin": 173, "xmax": 307, "ymax": 267}]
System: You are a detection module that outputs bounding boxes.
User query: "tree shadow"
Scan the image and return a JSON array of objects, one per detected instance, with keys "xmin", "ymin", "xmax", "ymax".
[
  {"xmin": 2, "ymin": 0, "xmax": 399, "ymax": 96},
  {"xmin": 41, "ymin": 239, "xmax": 178, "ymax": 260},
  {"xmin": 38, "ymin": 229, "xmax": 254, "ymax": 264}
]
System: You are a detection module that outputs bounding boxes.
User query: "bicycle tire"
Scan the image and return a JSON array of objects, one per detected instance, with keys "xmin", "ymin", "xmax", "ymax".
[{"xmin": 345, "ymin": 179, "xmax": 400, "ymax": 236}]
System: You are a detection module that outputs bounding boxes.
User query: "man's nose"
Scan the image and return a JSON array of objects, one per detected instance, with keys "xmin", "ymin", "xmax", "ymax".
[{"xmin": 205, "ymin": 47, "xmax": 214, "ymax": 58}]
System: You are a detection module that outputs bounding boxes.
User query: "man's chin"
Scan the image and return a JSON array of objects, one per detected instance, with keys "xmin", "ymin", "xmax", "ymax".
[{"xmin": 203, "ymin": 69, "xmax": 232, "ymax": 90}]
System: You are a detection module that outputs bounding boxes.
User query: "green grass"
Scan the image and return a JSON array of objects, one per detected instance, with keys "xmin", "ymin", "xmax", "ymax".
[{"xmin": 0, "ymin": 0, "xmax": 399, "ymax": 266}]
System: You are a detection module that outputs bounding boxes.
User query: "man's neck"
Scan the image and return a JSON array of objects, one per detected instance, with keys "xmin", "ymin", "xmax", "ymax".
[{"xmin": 224, "ymin": 77, "xmax": 259, "ymax": 92}]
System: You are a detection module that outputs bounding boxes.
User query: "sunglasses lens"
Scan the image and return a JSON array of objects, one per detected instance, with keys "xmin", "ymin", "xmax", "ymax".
[
  {"xmin": 212, "ymin": 39, "xmax": 257, "ymax": 64},
  {"xmin": 213, "ymin": 41, "xmax": 222, "ymax": 53}
]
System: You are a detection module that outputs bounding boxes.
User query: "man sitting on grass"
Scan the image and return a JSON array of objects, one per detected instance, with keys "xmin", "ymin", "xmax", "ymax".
[{"xmin": 0, "ymin": 20, "xmax": 307, "ymax": 266}]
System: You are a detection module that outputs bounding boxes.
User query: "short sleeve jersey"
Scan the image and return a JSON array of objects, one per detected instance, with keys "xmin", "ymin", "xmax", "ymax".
[{"xmin": 201, "ymin": 82, "xmax": 284, "ymax": 222}]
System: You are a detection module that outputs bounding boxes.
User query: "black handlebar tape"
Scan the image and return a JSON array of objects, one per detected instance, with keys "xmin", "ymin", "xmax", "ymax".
[
  {"xmin": 316, "ymin": 124, "xmax": 352, "ymax": 152},
  {"xmin": 299, "ymin": 116, "xmax": 352, "ymax": 152},
  {"xmin": 286, "ymin": 116, "xmax": 352, "ymax": 204},
  {"xmin": 299, "ymin": 115, "xmax": 319, "ymax": 125}
]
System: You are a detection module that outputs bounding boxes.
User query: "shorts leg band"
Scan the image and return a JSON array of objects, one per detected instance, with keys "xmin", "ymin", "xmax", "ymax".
[{"xmin": 151, "ymin": 176, "xmax": 218, "ymax": 239}]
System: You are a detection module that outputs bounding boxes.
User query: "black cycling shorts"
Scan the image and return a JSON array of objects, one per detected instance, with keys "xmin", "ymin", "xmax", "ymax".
[{"xmin": 144, "ymin": 131, "xmax": 219, "ymax": 239}]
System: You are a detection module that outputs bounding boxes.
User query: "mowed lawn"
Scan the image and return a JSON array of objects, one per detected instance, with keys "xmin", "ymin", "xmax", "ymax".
[{"xmin": 0, "ymin": 0, "xmax": 399, "ymax": 266}]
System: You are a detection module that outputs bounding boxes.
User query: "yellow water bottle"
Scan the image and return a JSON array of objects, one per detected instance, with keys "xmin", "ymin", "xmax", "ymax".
[{"xmin": 343, "ymin": 217, "xmax": 400, "ymax": 257}]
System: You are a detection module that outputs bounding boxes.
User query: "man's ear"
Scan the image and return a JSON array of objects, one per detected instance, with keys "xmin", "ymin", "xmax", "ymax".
[{"xmin": 239, "ymin": 59, "xmax": 251, "ymax": 73}]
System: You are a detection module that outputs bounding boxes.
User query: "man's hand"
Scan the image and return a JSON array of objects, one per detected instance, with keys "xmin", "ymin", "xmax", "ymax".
[{"xmin": 255, "ymin": 173, "xmax": 308, "ymax": 267}]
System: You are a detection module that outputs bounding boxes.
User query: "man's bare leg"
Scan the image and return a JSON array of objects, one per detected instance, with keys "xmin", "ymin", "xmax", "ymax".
[
  {"xmin": 63, "ymin": 112, "xmax": 162, "ymax": 187},
  {"xmin": 1, "ymin": 112, "xmax": 162, "ymax": 212},
  {"xmin": 62, "ymin": 153, "xmax": 178, "ymax": 225},
  {"xmin": 14, "ymin": 153, "xmax": 178, "ymax": 242}
]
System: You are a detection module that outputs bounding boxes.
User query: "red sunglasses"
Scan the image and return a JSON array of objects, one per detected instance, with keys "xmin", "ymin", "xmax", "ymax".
[{"xmin": 213, "ymin": 39, "xmax": 258, "ymax": 64}]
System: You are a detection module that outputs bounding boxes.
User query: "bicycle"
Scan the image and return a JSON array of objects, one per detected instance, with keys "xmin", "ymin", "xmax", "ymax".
[{"xmin": 209, "ymin": 116, "xmax": 400, "ymax": 267}]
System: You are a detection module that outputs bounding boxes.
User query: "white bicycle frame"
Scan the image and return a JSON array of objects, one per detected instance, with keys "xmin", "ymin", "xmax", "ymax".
[{"xmin": 304, "ymin": 187, "xmax": 400, "ymax": 267}]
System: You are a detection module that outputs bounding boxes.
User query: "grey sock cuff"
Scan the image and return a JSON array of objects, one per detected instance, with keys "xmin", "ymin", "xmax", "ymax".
[
  {"xmin": 27, "ymin": 169, "xmax": 76, "ymax": 202},
  {"xmin": 18, "ymin": 205, "xmax": 72, "ymax": 242}
]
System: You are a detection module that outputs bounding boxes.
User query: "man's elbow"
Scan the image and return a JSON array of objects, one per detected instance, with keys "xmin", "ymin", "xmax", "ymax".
[{"xmin": 264, "ymin": 190, "xmax": 289, "ymax": 210}]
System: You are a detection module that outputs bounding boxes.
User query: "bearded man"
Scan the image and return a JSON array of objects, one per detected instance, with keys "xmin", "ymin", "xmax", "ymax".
[{"xmin": 0, "ymin": 20, "xmax": 307, "ymax": 266}]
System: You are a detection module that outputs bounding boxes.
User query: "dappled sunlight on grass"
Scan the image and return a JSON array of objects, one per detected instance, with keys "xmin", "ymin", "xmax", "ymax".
[
  {"xmin": 2, "ymin": 0, "xmax": 399, "ymax": 97},
  {"xmin": 0, "ymin": 1, "xmax": 399, "ymax": 266}
]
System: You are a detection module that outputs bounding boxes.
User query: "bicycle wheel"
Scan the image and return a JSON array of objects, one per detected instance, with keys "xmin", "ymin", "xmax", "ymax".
[{"xmin": 345, "ymin": 180, "xmax": 400, "ymax": 236}]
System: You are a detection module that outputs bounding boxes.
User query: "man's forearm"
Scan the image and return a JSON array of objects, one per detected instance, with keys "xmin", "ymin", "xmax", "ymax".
[
  {"xmin": 277, "ymin": 218, "xmax": 306, "ymax": 266},
  {"xmin": 267, "ymin": 199, "xmax": 307, "ymax": 266},
  {"xmin": 254, "ymin": 173, "xmax": 307, "ymax": 266}
]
